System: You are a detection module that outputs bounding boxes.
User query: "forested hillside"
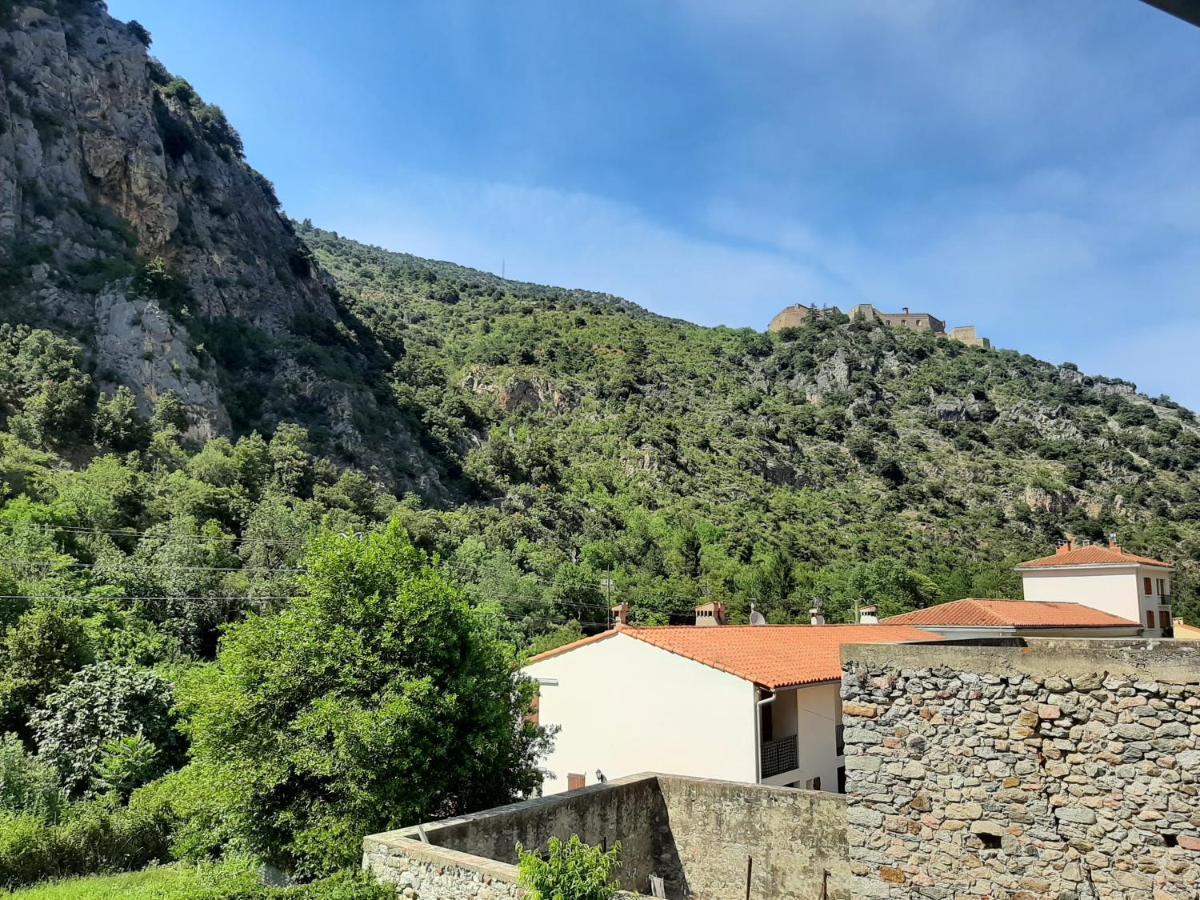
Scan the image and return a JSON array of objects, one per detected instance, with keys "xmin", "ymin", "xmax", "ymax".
[
  {"xmin": 1, "ymin": 0, "xmax": 1199, "ymax": 892},
  {"xmin": 299, "ymin": 223, "xmax": 1200, "ymax": 626}
]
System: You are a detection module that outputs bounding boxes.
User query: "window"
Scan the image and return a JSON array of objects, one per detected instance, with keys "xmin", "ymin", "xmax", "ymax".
[
  {"xmin": 567, "ymin": 773, "xmax": 586, "ymax": 791},
  {"xmin": 805, "ymin": 776, "xmax": 821, "ymax": 791},
  {"xmin": 835, "ymin": 724, "xmax": 845, "ymax": 756},
  {"xmin": 1144, "ymin": 577, "xmax": 1153, "ymax": 595},
  {"xmin": 837, "ymin": 766, "xmax": 847, "ymax": 794},
  {"xmin": 1147, "ymin": 610, "xmax": 1156, "ymax": 629},
  {"xmin": 760, "ymin": 702, "xmax": 774, "ymax": 742},
  {"xmin": 1158, "ymin": 578, "xmax": 1166, "ymax": 597}
]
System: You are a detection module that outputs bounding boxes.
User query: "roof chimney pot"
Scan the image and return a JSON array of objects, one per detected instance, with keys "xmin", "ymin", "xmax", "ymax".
[
  {"xmin": 859, "ymin": 604, "xmax": 879, "ymax": 625},
  {"xmin": 694, "ymin": 601, "xmax": 727, "ymax": 627},
  {"xmin": 1056, "ymin": 541, "xmax": 1072, "ymax": 555},
  {"xmin": 610, "ymin": 602, "xmax": 630, "ymax": 627},
  {"xmin": 809, "ymin": 607, "xmax": 825, "ymax": 626}
]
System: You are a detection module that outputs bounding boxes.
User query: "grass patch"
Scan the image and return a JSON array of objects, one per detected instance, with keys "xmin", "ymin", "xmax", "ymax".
[{"xmin": 1, "ymin": 859, "xmax": 391, "ymax": 899}]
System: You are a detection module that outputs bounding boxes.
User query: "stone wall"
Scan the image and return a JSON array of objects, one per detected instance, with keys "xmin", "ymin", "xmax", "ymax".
[
  {"xmin": 362, "ymin": 836, "xmax": 520, "ymax": 900},
  {"xmin": 840, "ymin": 639, "xmax": 1200, "ymax": 899},
  {"xmin": 363, "ymin": 773, "xmax": 850, "ymax": 899},
  {"xmin": 658, "ymin": 775, "xmax": 849, "ymax": 899}
]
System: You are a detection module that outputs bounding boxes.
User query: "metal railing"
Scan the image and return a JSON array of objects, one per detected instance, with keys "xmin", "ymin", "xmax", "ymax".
[{"xmin": 760, "ymin": 733, "xmax": 799, "ymax": 778}]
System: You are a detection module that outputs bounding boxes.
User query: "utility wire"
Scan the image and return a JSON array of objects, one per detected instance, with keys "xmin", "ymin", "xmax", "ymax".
[{"xmin": 0, "ymin": 521, "xmax": 312, "ymax": 548}]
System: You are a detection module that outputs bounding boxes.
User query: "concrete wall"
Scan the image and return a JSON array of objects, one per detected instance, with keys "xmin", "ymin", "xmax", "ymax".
[
  {"xmin": 1020, "ymin": 566, "xmax": 1171, "ymax": 634},
  {"xmin": 364, "ymin": 774, "xmax": 851, "ymax": 900},
  {"xmin": 840, "ymin": 639, "xmax": 1200, "ymax": 899},
  {"xmin": 413, "ymin": 776, "xmax": 671, "ymax": 893},
  {"xmin": 523, "ymin": 632, "xmax": 758, "ymax": 793}
]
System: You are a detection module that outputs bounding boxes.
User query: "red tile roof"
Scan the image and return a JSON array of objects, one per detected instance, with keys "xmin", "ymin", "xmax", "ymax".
[
  {"xmin": 525, "ymin": 624, "xmax": 937, "ymax": 689},
  {"xmin": 882, "ymin": 598, "xmax": 1140, "ymax": 629},
  {"xmin": 1018, "ymin": 544, "xmax": 1172, "ymax": 570}
]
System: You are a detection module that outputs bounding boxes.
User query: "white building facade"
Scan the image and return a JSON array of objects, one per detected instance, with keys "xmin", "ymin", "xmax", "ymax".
[
  {"xmin": 1018, "ymin": 542, "xmax": 1174, "ymax": 637},
  {"xmin": 522, "ymin": 624, "xmax": 931, "ymax": 795}
]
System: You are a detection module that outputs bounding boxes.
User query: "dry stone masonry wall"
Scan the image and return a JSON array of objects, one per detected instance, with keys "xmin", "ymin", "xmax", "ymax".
[{"xmin": 840, "ymin": 640, "xmax": 1200, "ymax": 899}]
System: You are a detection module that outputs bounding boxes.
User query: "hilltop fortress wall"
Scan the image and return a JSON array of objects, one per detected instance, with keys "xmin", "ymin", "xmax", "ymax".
[{"xmin": 768, "ymin": 303, "xmax": 990, "ymax": 348}]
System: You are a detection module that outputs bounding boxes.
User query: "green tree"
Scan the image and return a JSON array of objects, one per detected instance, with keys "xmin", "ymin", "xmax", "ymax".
[
  {"xmin": 179, "ymin": 520, "xmax": 551, "ymax": 875},
  {"xmin": 94, "ymin": 386, "xmax": 149, "ymax": 452},
  {"xmin": 150, "ymin": 391, "xmax": 190, "ymax": 434},
  {"xmin": 0, "ymin": 605, "xmax": 94, "ymax": 742},
  {"xmin": 517, "ymin": 836, "xmax": 621, "ymax": 900}
]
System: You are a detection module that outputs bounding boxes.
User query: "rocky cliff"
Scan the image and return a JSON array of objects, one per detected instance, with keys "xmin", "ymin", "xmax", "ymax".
[{"xmin": 0, "ymin": 0, "xmax": 450, "ymax": 493}]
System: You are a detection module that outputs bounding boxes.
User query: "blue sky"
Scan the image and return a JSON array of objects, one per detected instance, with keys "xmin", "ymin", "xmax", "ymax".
[{"xmin": 107, "ymin": 1, "xmax": 1200, "ymax": 408}]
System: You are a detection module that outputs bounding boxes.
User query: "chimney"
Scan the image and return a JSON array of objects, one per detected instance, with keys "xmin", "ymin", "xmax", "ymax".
[
  {"xmin": 611, "ymin": 602, "xmax": 629, "ymax": 627},
  {"xmin": 1108, "ymin": 533, "xmax": 1120, "ymax": 552},
  {"xmin": 902, "ymin": 306, "xmax": 910, "ymax": 314},
  {"xmin": 859, "ymin": 604, "xmax": 879, "ymax": 625},
  {"xmin": 810, "ymin": 607, "xmax": 825, "ymax": 626},
  {"xmin": 1056, "ymin": 540, "xmax": 1072, "ymax": 556},
  {"xmin": 694, "ymin": 602, "xmax": 727, "ymax": 627}
]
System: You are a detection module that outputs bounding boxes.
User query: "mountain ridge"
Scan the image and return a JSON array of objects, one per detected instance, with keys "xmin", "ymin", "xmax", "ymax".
[{"xmin": 0, "ymin": 0, "xmax": 1196, "ymax": 626}]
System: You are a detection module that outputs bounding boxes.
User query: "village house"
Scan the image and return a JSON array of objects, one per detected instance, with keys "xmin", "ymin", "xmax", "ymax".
[
  {"xmin": 882, "ymin": 597, "xmax": 1142, "ymax": 639},
  {"xmin": 1017, "ymin": 540, "xmax": 1175, "ymax": 637},
  {"xmin": 521, "ymin": 610, "xmax": 934, "ymax": 795}
]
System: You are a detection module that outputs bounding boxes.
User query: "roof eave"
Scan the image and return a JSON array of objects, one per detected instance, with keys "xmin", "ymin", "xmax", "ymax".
[{"xmin": 1016, "ymin": 561, "xmax": 1174, "ymax": 573}]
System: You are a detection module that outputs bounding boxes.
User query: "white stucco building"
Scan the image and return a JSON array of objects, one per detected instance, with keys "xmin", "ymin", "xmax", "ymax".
[
  {"xmin": 522, "ymin": 623, "xmax": 934, "ymax": 795},
  {"xmin": 1017, "ymin": 541, "xmax": 1174, "ymax": 637}
]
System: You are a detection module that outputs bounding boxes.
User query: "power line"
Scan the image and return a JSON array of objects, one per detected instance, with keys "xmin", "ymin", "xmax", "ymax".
[
  {"xmin": 0, "ymin": 521, "xmax": 312, "ymax": 548},
  {"xmin": 0, "ymin": 594, "xmax": 292, "ymax": 603},
  {"xmin": 0, "ymin": 558, "xmax": 307, "ymax": 575}
]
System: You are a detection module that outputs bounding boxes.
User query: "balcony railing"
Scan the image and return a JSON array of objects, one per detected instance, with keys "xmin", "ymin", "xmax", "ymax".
[
  {"xmin": 1161, "ymin": 595, "xmax": 1172, "ymax": 607},
  {"xmin": 761, "ymin": 733, "xmax": 799, "ymax": 779}
]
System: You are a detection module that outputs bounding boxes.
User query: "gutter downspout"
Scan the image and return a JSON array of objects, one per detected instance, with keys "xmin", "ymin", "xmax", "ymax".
[{"xmin": 753, "ymin": 688, "xmax": 776, "ymax": 783}]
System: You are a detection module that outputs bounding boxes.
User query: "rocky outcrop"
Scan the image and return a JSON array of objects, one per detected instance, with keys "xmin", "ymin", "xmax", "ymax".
[
  {"xmin": 0, "ymin": 2, "xmax": 448, "ymax": 493},
  {"xmin": 92, "ymin": 283, "xmax": 226, "ymax": 439},
  {"xmin": 463, "ymin": 369, "xmax": 572, "ymax": 414}
]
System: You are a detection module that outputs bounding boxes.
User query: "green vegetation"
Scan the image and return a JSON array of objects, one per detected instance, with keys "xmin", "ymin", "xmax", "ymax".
[
  {"xmin": 178, "ymin": 524, "xmax": 549, "ymax": 875},
  {"xmin": 0, "ymin": 859, "xmax": 393, "ymax": 899},
  {"xmin": 0, "ymin": 329, "xmax": 554, "ymax": 888},
  {"xmin": 293, "ymin": 223, "xmax": 1200, "ymax": 629},
  {"xmin": 0, "ymin": 36, "xmax": 1197, "ymax": 890},
  {"xmin": 517, "ymin": 836, "xmax": 622, "ymax": 900}
]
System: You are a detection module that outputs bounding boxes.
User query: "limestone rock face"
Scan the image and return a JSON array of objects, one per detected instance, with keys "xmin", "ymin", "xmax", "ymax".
[
  {"xmin": 92, "ymin": 283, "xmax": 227, "ymax": 440},
  {"xmin": 0, "ymin": 2, "xmax": 448, "ymax": 494}
]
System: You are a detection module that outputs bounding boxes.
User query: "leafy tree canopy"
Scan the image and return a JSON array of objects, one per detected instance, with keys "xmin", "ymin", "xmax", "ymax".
[{"xmin": 178, "ymin": 521, "xmax": 550, "ymax": 876}]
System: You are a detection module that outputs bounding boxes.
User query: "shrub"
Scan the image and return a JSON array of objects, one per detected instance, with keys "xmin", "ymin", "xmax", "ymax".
[
  {"xmin": 127, "ymin": 20, "xmax": 152, "ymax": 46},
  {"xmin": 93, "ymin": 733, "xmax": 160, "ymax": 802},
  {"xmin": 132, "ymin": 257, "xmax": 189, "ymax": 316},
  {"xmin": 516, "ymin": 835, "xmax": 622, "ymax": 900},
  {"xmin": 0, "ymin": 733, "xmax": 67, "ymax": 824},
  {"xmin": 31, "ymin": 663, "xmax": 184, "ymax": 797},
  {"xmin": 0, "ymin": 794, "xmax": 174, "ymax": 889}
]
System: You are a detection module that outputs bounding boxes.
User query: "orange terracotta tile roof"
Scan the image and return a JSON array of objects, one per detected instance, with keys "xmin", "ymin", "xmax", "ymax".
[
  {"xmin": 883, "ymin": 598, "xmax": 1140, "ymax": 629},
  {"xmin": 1018, "ymin": 544, "xmax": 1172, "ymax": 569},
  {"xmin": 525, "ymin": 624, "xmax": 938, "ymax": 689}
]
